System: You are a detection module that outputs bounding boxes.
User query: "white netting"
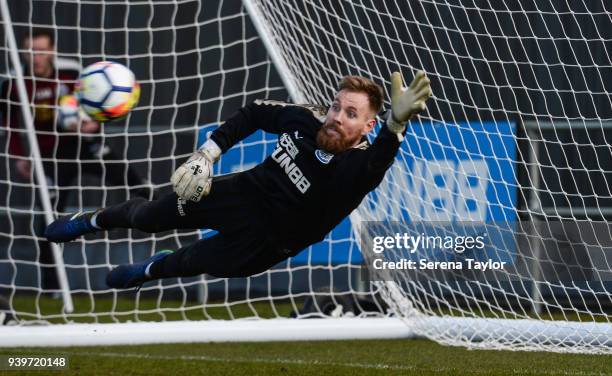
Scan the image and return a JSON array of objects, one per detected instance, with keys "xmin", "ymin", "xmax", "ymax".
[
  {"xmin": 1, "ymin": 0, "xmax": 362, "ymax": 327},
  {"xmin": 247, "ymin": 0, "xmax": 612, "ymax": 353},
  {"xmin": 0, "ymin": 0, "xmax": 611, "ymax": 353}
]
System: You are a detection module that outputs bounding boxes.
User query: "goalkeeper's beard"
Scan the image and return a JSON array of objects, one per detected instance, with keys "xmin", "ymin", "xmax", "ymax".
[{"xmin": 316, "ymin": 122, "xmax": 360, "ymax": 154}]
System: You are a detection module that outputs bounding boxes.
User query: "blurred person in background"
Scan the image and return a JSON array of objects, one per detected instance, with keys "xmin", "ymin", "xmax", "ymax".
[{"xmin": 1, "ymin": 28, "xmax": 152, "ymax": 295}]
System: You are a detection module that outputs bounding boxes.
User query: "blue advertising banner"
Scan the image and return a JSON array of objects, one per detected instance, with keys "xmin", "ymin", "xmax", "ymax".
[{"xmin": 198, "ymin": 120, "xmax": 516, "ymax": 265}]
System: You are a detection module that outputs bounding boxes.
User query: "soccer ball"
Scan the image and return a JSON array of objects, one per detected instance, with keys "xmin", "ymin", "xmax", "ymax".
[{"xmin": 75, "ymin": 61, "xmax": 140, "ymax": 122}]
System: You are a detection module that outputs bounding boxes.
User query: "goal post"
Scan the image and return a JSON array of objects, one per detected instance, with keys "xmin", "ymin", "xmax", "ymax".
[
  {"xmin": 0, "ymin": 0, "xmax": 611, "ymax": 354},
  {"xmin": 240, "ymin": 0, "xmax": 612, "ymax": 353},
  {"xmin": 0, "ymin": 0, "xmax": 73, "ymax": 313}
]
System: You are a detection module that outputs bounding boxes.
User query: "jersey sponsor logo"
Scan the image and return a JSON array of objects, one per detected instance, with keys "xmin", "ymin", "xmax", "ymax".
[
  {"xmin": 294, "ymin": 130, "xmax": 302, "ymax": 139},
  {"xmin": 34, "ymin": 87, "xmax": 53, "ymax": 101},
  {"xmin": 315, "ymin": 149, "xmax": 334, "ymax": 164},
  {"xmin": 279, "ymin": 133, "xmax": 299, "ymax": 159},
  {"xmin": 271, "ymin": 145, "xmax": 311, "ymax": 193}
]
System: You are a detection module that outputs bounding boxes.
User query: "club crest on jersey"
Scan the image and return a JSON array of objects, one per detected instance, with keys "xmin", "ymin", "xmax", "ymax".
[{"xmin": 315, "ymin": 149, "xmax": 334, "ymax": 164}]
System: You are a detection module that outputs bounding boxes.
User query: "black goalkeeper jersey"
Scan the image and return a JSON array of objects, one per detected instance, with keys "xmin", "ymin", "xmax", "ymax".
[{"xmin": 209, "ymin": 99, "xmax": 403, "ymax": 254}]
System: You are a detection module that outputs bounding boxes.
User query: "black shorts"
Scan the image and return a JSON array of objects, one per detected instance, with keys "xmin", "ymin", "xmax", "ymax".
[{"xmin": 99, "ymin": 173, "xmax": 288, "ymax": 278}]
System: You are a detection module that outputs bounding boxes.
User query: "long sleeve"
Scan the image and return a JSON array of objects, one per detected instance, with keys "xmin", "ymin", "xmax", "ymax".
[
  {"xmin": 209, "ymin": 100, "xmax": 293, "ymax": 153},
  {"xmin": 364, "ymin": 122, "xmax": 405, "ymax": 174},
  {"xmin": 330, "ymin": 121, "xmax": 405, "ymax": 196}
]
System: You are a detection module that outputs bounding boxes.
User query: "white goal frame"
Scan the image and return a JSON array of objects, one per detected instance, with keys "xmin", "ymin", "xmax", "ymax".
[{"xmin": 0, "ymin": 0, "xmax": 611, "ymax": 354}]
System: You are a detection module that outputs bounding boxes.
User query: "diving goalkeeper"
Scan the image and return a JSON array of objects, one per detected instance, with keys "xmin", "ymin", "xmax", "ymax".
[{"xmin": 45, "ymin": 71, "xmax": 432, "ymax": 289}]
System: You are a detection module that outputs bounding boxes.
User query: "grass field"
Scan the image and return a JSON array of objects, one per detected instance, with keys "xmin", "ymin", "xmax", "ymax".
[
  {"xmin": 3, "ymin": 295, "xmax": 611, "ymax": 375},
  {"xmin": 9, "ymin": 293, "xmax": 609, "ymax": 324},
  {"xmin": 1, "ymin": 339, "xmax": 610, "ymax": 376},
  {"xmin": 8, "ymin": 293, "xmax": 299, "ymax": 323}
]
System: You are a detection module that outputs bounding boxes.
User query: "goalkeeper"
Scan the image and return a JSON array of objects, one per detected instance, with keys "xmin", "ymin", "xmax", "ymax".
[{"xmin": 45, "ymin": 71, "xmax": 432, "ymax": 289}]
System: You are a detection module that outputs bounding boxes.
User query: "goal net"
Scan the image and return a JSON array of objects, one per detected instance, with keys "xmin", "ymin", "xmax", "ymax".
[{"xmin": 1, "ymin": 0, "xmax": 611, "ymax": 353}]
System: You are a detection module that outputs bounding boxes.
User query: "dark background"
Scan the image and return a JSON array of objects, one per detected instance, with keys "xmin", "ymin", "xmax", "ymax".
[{"xmin": 0, "ymin": 0, "xmax": 610, "ymax": 310}]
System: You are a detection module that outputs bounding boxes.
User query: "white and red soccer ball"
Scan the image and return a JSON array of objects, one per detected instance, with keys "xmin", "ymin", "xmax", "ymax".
[{"xmin": 75, "ymin": 61, "xmax": 140, "ymax": 122}]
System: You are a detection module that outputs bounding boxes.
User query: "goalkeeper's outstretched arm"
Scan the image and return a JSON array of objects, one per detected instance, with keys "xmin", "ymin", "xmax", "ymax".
[
  {"xmin": 209, "ymin": 100, "xmax": 292, "ymax": 153},
  {"xmin": 171, "ymin": 100, "xmax": 292, "ymax": 202}
]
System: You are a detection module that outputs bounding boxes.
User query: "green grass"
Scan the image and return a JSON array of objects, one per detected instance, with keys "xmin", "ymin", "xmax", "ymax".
[
  {"xmin": 9, "ymin": 294, "xmax": 301, "ymax": 323},
  {"xmin": 3, "ymin": 295, "xmax": 611, "ymax": 375},
  {"xmin": 1, "ymin": 339, "xmax": 610, "ymax": 376},
  {"xmin": 9, "ymin": 294, "xmax": 610, "ymax": 324}
]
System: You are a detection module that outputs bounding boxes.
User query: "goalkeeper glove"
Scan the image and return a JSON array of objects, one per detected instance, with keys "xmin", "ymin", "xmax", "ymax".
[
  {"xmin": 171, "ymin": 139, "xmax": 221, "ymax": 202},
  {"xmin": 387, "ymin": 70, "xmax": 432, "ymax": 134}
]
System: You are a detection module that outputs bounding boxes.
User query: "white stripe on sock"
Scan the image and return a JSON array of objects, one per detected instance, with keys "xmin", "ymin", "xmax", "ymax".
[
  {"xmin": 90, "ymin": 211, "xmax": 102, "ymax": 230},
  {"xmin": 144, "ymin": 262, "xmax": 153, "ymax": 278}
]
